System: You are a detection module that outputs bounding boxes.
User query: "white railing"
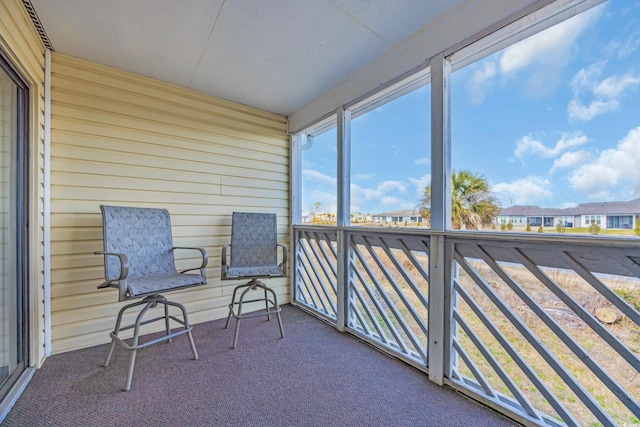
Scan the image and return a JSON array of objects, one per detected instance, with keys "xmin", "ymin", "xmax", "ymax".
[{"xmin": 293, "ymin": 225, "xmax": 640, "ymax": 427}]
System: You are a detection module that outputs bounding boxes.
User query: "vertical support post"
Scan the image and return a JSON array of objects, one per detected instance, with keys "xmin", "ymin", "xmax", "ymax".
[
  {"xmin": 428, "ymin": 53, "xmax": 451, "ymax": 384},
  {"xmin": 336, "ymin": 107, "xmax": 351, "ymax": 228},
  {"xmin": 430, "ymin": 53, "xmax": 451, "ymax": 232},
  {"xmin": 443, "ymin": 239, "xmax": 457, "ymax": 379},
  {"xmin": 428, "ymin": 234, "xmax": 445, "ymax": 384},
  {"xmin": 290, "ymin": 133, "xmax": 303, "ymax": 301},
  {"xmin": 336, "ymin": 107, "xmax": 351, "ymax": 331},
  {"xmin": 290, "ymin": 133, "xmax": 303, "ymax": 226},
  {"xmin": 43, "ymin": 48, "xmax": 52, "ymax": 356}
]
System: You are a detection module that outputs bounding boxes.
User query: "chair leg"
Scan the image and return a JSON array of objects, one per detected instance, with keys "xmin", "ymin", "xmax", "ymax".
[
  {"xmin": 276, "ymin": 311, "xmax": 284, "ymax": 339},
  {"xmin": 164, "ymin": 301, "xmax": 172, "ymax": 343},
  {"xmin": 103, "ymin": 295, "xmax": 197, "ymax": 391},
  {"xmin": 226, "ymin": 281, "xmax": 284, "ymax": 348},
  {"xmin": 264, "ymin": 287, "xmax": 270, "ymax": 321},
  {"xmin": 232, "ymin": 317, "xmax": 241, "ymax": 349},
  {"xmin": 224, "ymin": 282, "xmax": 251, "ymax": 329},
  {"xmin": 163, "ymin": 299, "xmax": 199, "ymax": 360},
  {"xmin": 125, "ymin": 349, "xmax": 138, "ymax": 392},
  {"xmin": 267, "ymin": 286, "xmax": 284, "ymax": 339},
  {"xmin": 123, "ymin": 300, "xmax": 153, "ymax": 391},
  {"xmin": 224, "ymin": 306, "xmax": 233, "ymax": 329},
  {"xmin": 103, "ymin": 341, "xmax": 117, "ymax": 367},
  {"xmin": 103, "ymin": 298, "xmax": 147, "ymax": 367}
]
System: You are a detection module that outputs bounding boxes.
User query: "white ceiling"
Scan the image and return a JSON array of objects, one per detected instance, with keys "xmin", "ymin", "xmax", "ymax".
[{"xmin": 29, "ymin": 0, "xmax": 543, "ymax": 120}]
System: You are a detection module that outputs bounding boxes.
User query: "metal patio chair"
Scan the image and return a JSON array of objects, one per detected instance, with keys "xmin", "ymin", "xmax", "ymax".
[
  {"xmin": 221, "ymin": 212, "xmax": 286, "ymax": 348},
  {"xmin": 95, "ymin": 205, "xmax": 208, "ymax": 390}
]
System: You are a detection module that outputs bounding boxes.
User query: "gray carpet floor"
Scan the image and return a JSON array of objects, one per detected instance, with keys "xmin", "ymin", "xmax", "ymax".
[{"xmin": 2, "ymin": 304, "xmax": 519, "ymax": 427}]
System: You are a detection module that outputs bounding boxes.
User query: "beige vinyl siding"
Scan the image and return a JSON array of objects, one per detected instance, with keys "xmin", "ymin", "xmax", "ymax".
[
  {"xmin": 50, "ymin": 53, "xmax": 289, "ymax": 354},
  {"xmin": 0, "ymin": 0, "xmax": 46, "ymax": 366}
]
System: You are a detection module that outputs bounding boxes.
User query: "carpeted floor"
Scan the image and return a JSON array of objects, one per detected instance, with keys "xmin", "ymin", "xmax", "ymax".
[{"xmin": 2, "ymin": 304, "xmax": 519, "ymax": 427}]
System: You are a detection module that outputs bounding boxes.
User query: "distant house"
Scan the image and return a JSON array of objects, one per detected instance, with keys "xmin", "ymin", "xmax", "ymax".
[
  {"xmin": 372, "ymin": 210, "xmax": 423, "ymax": 224},
  {"xmin": 497, "ymin": 198, "xmax": 640, "ymax": 230},
  {"xmin": 352, "ymin": 213, "xmax": 372, "ymax": 222}
]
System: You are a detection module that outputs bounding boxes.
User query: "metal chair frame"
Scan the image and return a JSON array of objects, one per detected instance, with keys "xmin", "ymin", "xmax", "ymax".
[
  {"xmin": 95, "ymin": 205, "xmax": 208, "ymax": 390},
  {"xmin": 221, "ymin": 212, "xmax": 287, "ymax": 348}
]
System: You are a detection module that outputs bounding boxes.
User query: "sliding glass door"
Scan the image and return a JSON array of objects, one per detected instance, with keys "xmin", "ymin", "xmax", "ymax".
[{"xmin": 0, "ymin": 52, "xmax": 29, "ymax": 403}]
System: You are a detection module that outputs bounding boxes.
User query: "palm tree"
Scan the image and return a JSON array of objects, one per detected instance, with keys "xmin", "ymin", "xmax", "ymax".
[
  {"xmin": 313, "ymin": 201, "xmax": 322, "ymax": 222},
  {"xmin": 419, "ymin": 169, "xmax": 501, "ymax": 230}
]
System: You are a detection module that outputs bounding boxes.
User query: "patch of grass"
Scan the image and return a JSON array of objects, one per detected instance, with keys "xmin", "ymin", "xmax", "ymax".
[{"xmin": 614, "ymin": 288, "xmax": 640, "ymax": 310}]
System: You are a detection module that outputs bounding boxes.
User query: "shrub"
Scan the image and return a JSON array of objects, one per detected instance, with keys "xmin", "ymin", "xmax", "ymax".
[
  {"xmin": 526, "ymin": 224, "xmax": 532, "ymax": 232},
  {"xmin": 556, "ymin": 221, "xmax": 565, "ymax": 233},
  {"xmin": 537, "ymin": 226, "xmax": 544, "ymax": 233},
  {"xmin": 589, "ymin": 220, "xmax": 601, "ymax": 235},
  {"xmin": 507, "ymin": 221, "xmax": 513, "ymax": 230}
]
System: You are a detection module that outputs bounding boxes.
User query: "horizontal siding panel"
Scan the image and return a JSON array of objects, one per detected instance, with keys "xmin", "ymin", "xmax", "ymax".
[
  {"xmin": 52, "ymin": 171, "xmax": 222, "ymax": 196},
  {"xmin": 52, "ymin": 79, "xmax": 286, "ymax": 139},
  {"xmin": 52, "ymin": 285, "xmax": 225, "ymax": 313},
  {"xmin": 51, "ymin": 240, "xmax": 103, "ymax": 257},
  {"xmin": 50, "ymin": 53, "xmax": 289, "ymax": 355},
  {"xmin": 52, "ymin": 249, "xmax": 220, "ymax": 270},
  {"xmin": 53, "ymin": 159, "xmax": 223, "ymax": 187},
  {"xmin": 52, "ymin": 188, "xmax": 288, "ymax": 209},
  {"xmin": 52, "ymin": 55, "xmax": 286, "ymax": 132},
  {"xmin": 49, "ymin": 200, "xmax": 289, "ymax": 216},
  {"xmin": 51, "ymin": 110, "xmax": 286, "ymax": 158},
  {"xmin": 51, "ymin": 103, "xmax": 288, "ymax": 158},
  {"xmin": 52, "ymin": 143, "xmax": 288, "ymax": 182}
]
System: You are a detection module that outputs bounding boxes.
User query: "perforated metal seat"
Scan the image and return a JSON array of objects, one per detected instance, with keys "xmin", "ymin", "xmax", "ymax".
[
  {"xmin": 221, "ymin": 212, "xmax": 287, "ymax": 348},
  {"xmin": 95, "ymin": 205, "xmax": 208, "ymax": 390}
]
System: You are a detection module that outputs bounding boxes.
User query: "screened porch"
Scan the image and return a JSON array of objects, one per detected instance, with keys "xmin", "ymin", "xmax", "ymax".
[{"xmin": 0, "ymin": 0, "xmax": 638, "ymax": 426}]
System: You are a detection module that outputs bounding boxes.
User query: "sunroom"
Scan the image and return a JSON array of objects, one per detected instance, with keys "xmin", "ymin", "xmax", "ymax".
[{"xmin": 0, "ymin": 0, "xmax": 638, "ymax": 425}]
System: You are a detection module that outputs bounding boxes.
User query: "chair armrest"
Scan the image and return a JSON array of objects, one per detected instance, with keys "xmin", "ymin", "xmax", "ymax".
[
  {"xmin": 278, "ymin": 244, "xmax": 288, "ymax": 276},
  {"xmin": 94, "ymin": 251, "xmax": 129, "ymax": 283},
  {"xmin": 220, "ymin": 244, "xmax": 231, "ymax": 280},
  {"xmin": 173, "ymin": 246, "xmax": 208, "ymax": 281}
]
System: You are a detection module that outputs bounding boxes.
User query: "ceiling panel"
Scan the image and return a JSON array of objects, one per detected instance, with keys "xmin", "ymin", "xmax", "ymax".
[{"xmin": 29, "ymin": 0, "xmax": 538, "ymax": 118}]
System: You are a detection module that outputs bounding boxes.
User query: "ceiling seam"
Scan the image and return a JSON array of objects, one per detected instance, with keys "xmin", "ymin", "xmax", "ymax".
[
  {"xmin": 325, "ymin": 0, "xmax": 390, "ymax": 44},
  {"xmin": 188, "ymin": 0, "xmax": 226, "ymax": 88}
]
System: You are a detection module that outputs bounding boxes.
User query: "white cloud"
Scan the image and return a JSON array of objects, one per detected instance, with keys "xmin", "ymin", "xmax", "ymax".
[
  {"xmin": 380, "ymin": 196, "xmax": 414, "ymax": 209},
  {"xmin": 550, "ymin": 150, "xmax": 591, "ymax": 173},
  {"xmin": 492, "ymin": 176, "xmax": 552, "ymax": 205},
  {"xmin": 466, "ymin": 61, "xmax": 496, "ymax": 104},
  {"xmin": 617, "ymin": 34, "xmax": 640, "ymax": 58},
  {"xmin": 567, "ymin": 98, "xmax": 620, "ymax": 121},
  {"xmin": 378, "ymin": 180, "xmax": 407, "ymax": 193},
  {"xmin": 498, "ymin": 8, "xmax": 599, "ymax": 97},
  {"xmin": 354, "ymin": 173, "xmax": 374, "ymax": 180},
  {"xmin": 569, "ymin": 126, "xmax": 640, "ymax": 199},
  {"xmin": 594, "ymin": 73, "xmax": 640, "ymax": 98},
  {"xmin": 306, "ymin": 190, "xmax": 337, "ymax": 213},
  {"xmin": 351, "ymin": 180, "xmax": 412, "ymax": 214},
  {"xmin": 414, "ymin": 157, "xmax": 429, "ymax": 165},
  {"xmin": 568, "ymin": 64, "xmax": 640, "ymax": 121},
  {"xmin": 408, "ymin": 174, "xmax": 431, "ymax": 198},
  {"xmin": 303, "ymin": 169, "xmax": 336, "ymax": 185},
  {"xmin": 515, "ymin": 132, "xmax": 588, "ymax": 161}
]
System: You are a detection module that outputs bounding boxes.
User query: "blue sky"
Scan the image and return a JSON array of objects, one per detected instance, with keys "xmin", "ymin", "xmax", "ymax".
[{"xmin": 302, "ymin": 1, "xmax": 640, "ymax": 215}]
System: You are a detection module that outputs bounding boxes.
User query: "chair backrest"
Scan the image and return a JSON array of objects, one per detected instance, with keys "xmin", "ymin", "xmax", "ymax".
[
  {"xmin": 101, "ymin": 205, "xmax": 177, "ymax": 281},
  {"xmin": 230, "ymin": 212, "xmax": 278, "ymax": 268}
]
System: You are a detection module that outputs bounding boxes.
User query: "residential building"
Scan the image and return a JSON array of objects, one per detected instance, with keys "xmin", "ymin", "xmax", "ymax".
[
  {"xmin": 372, "ymin": 210, "xmax": 424, "ymax": 224},
  {"xmin": 498, "ymin": 198, "xmax": 640, "ymax": 230}
]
